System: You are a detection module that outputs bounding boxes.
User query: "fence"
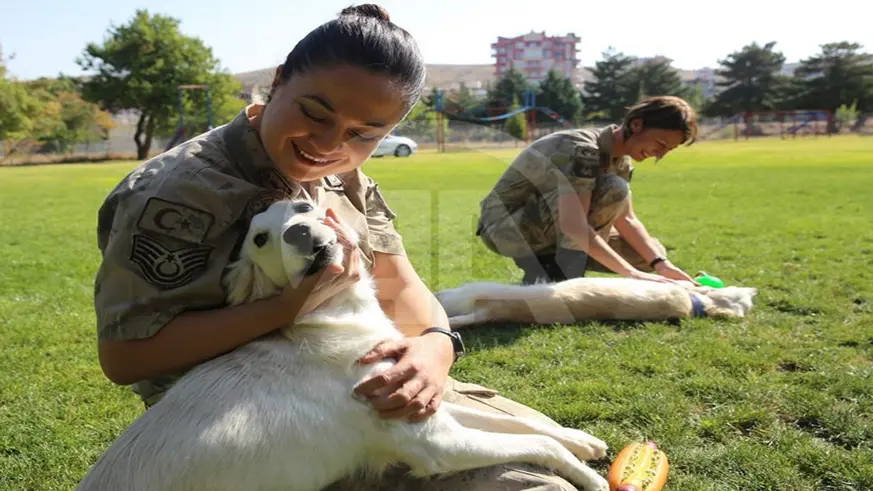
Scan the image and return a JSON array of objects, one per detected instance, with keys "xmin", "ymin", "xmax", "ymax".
[
  {"xmin": 393, "ymin": 111, "xmax": 873, "ymax": 152},
  {"xmin": 3, "ymin": 111, "xmax": 872, "ymax": 166},
  {"xmin": 0, "ymin": 112, "xmax": 172, "ymax": 166}
]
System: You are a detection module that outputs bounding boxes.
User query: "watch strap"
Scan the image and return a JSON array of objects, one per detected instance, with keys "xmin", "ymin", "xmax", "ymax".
[{"xmin": 421, "ymin": 327, "xmax": 465, "ymax": 361}]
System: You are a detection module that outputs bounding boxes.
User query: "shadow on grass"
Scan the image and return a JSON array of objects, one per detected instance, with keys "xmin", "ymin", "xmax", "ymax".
[{"xmin": 457, "ymin": 318, "xmax": 675, "ymax": 352}]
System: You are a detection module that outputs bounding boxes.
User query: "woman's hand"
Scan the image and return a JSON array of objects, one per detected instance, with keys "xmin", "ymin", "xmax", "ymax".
[
  {"xmin": 278, "ymin": 208, "xmax": 362, "ymax": 319},
  {"xmin": 352, "ymin": 332, "xmax": 455, "ymax": 422},
  {"xmin": 654, "ymin": 260, "xmax": 699, "ymax": 284}
]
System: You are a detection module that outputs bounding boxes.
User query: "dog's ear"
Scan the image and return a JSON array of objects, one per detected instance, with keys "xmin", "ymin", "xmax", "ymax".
[{"xmin": 223, "ymin": 256, "xmax": 280, "ymax": 305}]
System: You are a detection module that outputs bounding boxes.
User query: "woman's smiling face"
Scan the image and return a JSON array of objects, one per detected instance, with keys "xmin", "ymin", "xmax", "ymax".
[{"xmin": 254, "ymin": 64, "xmax": 411, "ymax": 182}]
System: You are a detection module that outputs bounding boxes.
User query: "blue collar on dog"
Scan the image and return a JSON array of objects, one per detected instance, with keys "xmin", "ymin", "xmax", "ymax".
[{"xmin": 690, "ymin": 294, "xmax": 707, "ymax": 318}]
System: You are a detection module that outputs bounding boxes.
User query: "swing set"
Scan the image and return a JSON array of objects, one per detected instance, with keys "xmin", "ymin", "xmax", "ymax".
[{"xmin": 164, "ymin": 84, "xmax": 214, "ymax": 151}]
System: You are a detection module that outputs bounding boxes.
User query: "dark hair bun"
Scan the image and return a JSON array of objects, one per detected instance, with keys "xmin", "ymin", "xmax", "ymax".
[{"xmin": 340, "ymin": 4, "xmax": 391, "ymax": 22}]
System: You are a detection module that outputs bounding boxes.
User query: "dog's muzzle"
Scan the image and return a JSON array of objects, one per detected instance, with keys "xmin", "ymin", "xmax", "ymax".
[
  {"xmin": 283, "ymin": 223, "xmax": 337, "ymax": 275},
  {"xmin": 283, "ymin": 223, "xmax": 328, "ymax": 255}
]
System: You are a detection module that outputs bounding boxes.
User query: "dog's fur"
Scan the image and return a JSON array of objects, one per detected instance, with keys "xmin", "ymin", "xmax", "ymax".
[
  {"xmin": 436, "ymin": 277, "xmax": 758, "ymax": 328},
  {"xmin": 77, "ymin": 199, "xmax": 611, "ymax": 491}
]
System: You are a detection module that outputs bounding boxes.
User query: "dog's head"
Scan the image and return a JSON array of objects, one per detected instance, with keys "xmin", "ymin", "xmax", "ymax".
[
  {"xmin": 223, "ymin": 199, "xmax": 352, "ymax": 305},
  {"xmin": 698, "ymin": 286, "xmax": 759, "ymax": 318}
]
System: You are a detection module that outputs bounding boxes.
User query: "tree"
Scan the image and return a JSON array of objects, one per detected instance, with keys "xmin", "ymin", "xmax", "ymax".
[
  {"xmin": 624, "ymin": 57, "xmax": 688, "ymax": 102},
  {"xmin": 684, "ymin": 83, "xmax": 706, "ymax": 113},
  {"xmin": 77, "ymin": 10, "xmax": 243, "ymax": 159},
  {"xmin": 581, "ymin": 47, "xmax": 636, "ymax": 121},
  {"xmin": 0, "ymin": 45, "xmax": 36, "ymax": 146},
  {"xmin": 835, "ymin": 100, "xmax": 860, "ymax": 129},
  {"xmin": 486, "ymin": 66, "xmax": 531, "ymax": 114},
  {"xmin": 792, "ymin": 41, "xmax": 873, "ymax": 120},
  {"xmin": 535, "ymin": 69, "xmax": 584, "ymax": 124},
  {"xmin": 704, "ymin": 41, "xmax": 788, "ymax": 117},
  {"xmin": 504, "ymin": 95, "xmax": 527, "ymax": 142},
  {"xmin": 443, "ymin": 82, "xmax": 481, "ymax": 115},
  {"xmin": 398, "ymin": 98, "xmax": 445, "ymax": 140},
  {"xmin": 21, "ymin": 77, "xmax": 117, "ymax": 152}
]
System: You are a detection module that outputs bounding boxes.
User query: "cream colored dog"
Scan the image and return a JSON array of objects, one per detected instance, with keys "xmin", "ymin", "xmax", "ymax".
[
  {"xmin": 436, "ymin": 276, "xmax": 758, "ymax": 328},
  {"xmin": 76, "ymin": 199, "xmax": 610, "ymax": 491}
]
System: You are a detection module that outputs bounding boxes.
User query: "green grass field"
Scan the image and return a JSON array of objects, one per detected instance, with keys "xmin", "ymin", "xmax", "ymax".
[{"xmin": 1, "ymin": 136, "xmax": 872, "ymax": 490}]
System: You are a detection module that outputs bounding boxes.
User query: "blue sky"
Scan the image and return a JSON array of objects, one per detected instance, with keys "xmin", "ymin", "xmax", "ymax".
[{"xmin": 2, "ymin": 0, "xmax": 870, "ymax": 80}]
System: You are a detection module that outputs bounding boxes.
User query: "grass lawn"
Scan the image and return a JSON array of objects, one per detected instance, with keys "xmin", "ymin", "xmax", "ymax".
[{"xmin": 1, "ymin": 135, "xmax": 872, "ymax": 490}]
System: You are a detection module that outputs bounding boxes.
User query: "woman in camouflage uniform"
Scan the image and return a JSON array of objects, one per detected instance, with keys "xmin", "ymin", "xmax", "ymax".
[
  {"xmin": 92, "ymin": 4, "xmax": 584, "ymax": 490},
  {"xmin": 477, "ymin": 96, "xmax": 701, "ymax": 286}
]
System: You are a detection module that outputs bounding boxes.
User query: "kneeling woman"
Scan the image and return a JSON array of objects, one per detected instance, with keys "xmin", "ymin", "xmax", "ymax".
[{"xmin": 476, "ymin": 96, "xmax": 701, "ymax": 286}]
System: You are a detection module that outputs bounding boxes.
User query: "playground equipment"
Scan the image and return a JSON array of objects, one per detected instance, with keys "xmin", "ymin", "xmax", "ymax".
[
  {"xmin": 728, "ymin": 110, "xmax": 834, "ymax": 141},
  {"xmin": 165, "ymin": 84, "xmax": 214, "ymax": 151},
  {"xmin": 430, "ymin": 88, "xmax": 576, "ymax": 152}
]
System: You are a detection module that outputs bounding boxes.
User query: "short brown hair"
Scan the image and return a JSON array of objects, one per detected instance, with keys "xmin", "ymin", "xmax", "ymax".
[{"xmin": 621, "ymin": 96, "xmax": 698, "ymax": 145}]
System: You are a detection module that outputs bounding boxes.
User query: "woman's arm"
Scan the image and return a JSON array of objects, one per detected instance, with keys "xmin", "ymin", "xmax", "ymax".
[
  {"xmin": 371, "ymin": 251, "xmax": 451, "ymax": 337},
  {"xmin": 612, "ymin": 195, "xmax": 662, "ymax": 265},
  {"xmin": 98, "ymin": 294, "xmax": 302, "ymax": 385},
  {"xmin": 97, "ymin": 266, "xmax": 342, "ymax": 386},
  {"xmin": 353, "ymin": 251, "xmax": 455, "ymax": 422},
  {"xmin": 557, "ymin": 191, "xmax": 639, "ymax": 276}
]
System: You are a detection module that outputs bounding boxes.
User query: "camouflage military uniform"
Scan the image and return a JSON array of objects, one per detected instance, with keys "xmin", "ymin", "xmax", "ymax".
[
  {"xmin": 94, "ymin": 107, "xmax": 582, "ymax": 490},
  {"xmin": 476, "ymin": 125, "xmax": 665, "ymax": 284}
]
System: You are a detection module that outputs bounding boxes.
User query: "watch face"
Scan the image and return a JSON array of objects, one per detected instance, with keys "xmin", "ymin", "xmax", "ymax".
[{"xmin": 452, "ymin": 332, "xmax": 465, "ymax": 352}]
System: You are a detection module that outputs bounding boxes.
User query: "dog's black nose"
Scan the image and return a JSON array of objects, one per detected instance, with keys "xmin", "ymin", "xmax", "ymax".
[{"xmin": 283, "ymin": 223, "xmax": 316, "ymax": 254}]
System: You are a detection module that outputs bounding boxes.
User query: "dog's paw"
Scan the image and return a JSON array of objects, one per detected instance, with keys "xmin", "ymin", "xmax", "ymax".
[
  {"xmin": 434, "ymin": 288, "xmax": 475, "ymax": 317},
  {"xmin": 556, "ymin": 428, "xmax": 608, "ymax": 461}
]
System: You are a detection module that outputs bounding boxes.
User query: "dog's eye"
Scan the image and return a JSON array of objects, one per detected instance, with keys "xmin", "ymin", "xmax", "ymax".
[
  {"xmin": 253, "ymin": 232, "xmax": 268, "ymax": 248},
  {"xmin": 295, "ymin": 202, "xmax": 314, "ymax": 213}
]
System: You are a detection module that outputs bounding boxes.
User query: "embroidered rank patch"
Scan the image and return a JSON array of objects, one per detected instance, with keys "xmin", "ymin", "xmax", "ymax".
[
  {"xmin": 570, "ymin": 146, "xmax": 602, "ymax": 179},
  {"xmin": 137, "ymin": 197, "xmax": 215, "ymax": 244},
  {"xmin": 129, "ymin": 234, "xmax": 212, "ymax": 290}
]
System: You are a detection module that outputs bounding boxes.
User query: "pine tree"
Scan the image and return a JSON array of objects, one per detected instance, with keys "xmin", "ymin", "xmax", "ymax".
[
  {"xmin": 703, "ymin": 41, "xmax": 788, "ymax": 117},
  {"xmin": 535, "ymin": 69, "xmax": 583, "ymax": 124},
  {"xmin": 581, "ymin": 47, "xmax": 636, "ymax": 121}
]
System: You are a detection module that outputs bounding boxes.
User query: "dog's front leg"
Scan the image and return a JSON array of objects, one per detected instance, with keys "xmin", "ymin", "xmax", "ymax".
[
  {"xmin": 390, "ymin": 414, "xmax": 609, "ymax": 491},
  {"xmin": 442, "ymin": 402, "xmax": 608, "ymax": 461}
]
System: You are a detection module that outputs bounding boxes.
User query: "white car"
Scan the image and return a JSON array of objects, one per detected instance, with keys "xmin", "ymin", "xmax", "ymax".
[{"xmin": 371, "ymin": 134, "xmax": 418, "ymax": 157}]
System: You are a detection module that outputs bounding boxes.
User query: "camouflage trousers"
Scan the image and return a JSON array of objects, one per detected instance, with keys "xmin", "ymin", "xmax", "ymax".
[
  {"xmin": 321, "ymin": 377, "xmax": 580, "ymax": 491},
  {"xmin": 478, "ymin": 174, "xmax": 664, "ymax": 284}
]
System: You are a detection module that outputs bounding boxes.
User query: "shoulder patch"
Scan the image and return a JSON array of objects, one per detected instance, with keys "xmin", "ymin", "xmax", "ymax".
[
  {"xmin": 570, "ymin": 145, "xmax": 602, "ymax": 179},
  {"xmin": 129, "ymin": 234, "xmax": 212, "ymax": 290},
  {"xmin": 137, "ymin": 197, "xmax": 215, "ymax": 244}
]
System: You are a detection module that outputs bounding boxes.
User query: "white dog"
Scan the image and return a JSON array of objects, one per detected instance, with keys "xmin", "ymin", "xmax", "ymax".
[
  {"xmin": 436, "ymin": 276, "xmax": 758, "ymax": 328},
  {"xmin": 76, "ymin": 199, "xmax": 611, "ymax": 491}
]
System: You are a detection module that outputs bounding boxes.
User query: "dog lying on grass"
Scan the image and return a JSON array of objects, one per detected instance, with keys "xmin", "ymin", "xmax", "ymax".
[
  {"xmin": 436, "ymin": 276, "xmax": 758, "ymax": 329},
  {"xmin": 76, "ymin": 199, "xmax": 611, "ymax": 491}
]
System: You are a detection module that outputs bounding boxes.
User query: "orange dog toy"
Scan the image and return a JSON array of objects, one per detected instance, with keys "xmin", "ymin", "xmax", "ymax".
[{"xmin": 606, "ymin": 441, "xmax": 670, "ymax": 491}]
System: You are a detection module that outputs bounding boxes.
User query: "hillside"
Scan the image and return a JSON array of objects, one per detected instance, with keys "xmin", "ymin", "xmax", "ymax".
[{"xmin": 233, "ymin": 63, "xmax": 499, "ymax": 92}]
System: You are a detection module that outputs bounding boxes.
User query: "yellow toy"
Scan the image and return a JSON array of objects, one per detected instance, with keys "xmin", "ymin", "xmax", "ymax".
[{"xmin": 606, "ymin": 441, "xmax": 670, "ymax": 491}]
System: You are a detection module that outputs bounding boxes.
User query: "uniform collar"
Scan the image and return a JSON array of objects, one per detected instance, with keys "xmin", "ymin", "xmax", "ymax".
[
  {"xmin": 597, "ymin": 124, "xmax": 619, "ymax": 160},
  {"xmin": 597, "ymin": 124, "xmax": 626, "ymax": 170},
  {"xmin": 224, "ymin": 105, "xmax": 276, "ymax": 174}
]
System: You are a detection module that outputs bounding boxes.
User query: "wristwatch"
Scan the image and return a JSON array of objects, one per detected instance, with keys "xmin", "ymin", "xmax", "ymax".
[
  {"xmin": 421, "ymin": 327, "xmax": 465, "ymax": 362},
  {"xmin": 649, "ymin": 256, "xmax": 667, "ymax": 269}
]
